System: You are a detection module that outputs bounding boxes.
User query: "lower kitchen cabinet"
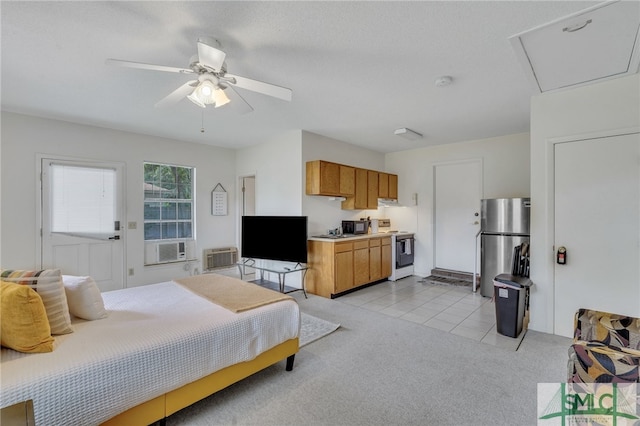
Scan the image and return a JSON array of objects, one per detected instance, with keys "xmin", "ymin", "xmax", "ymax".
[
  {"xmin": 353, "ymin": 240, "xmax": 370, "ymax": 286},
  {"xmin": 307, "ymin": 236, "xmax": 392, "ymax": 298},
  {"xmin": 381, "ymin": 238, "xmax": 392, "ymax": 278},
  {"xmin": 369, "ymin": 238, "xmax": 381, "ymax": 281},
  {"xmin": 334, "ymin": 243, "xmax": 354, "ymax": 293}
]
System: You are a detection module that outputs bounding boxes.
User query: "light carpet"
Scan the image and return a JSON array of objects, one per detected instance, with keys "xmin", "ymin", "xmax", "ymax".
[
  {"xmin": 299, "ymin": 312, "xmax": 340, "ymax": 347},
  {"xmin": 167, "ymin": 293, "xmax": 571, "ymax": 425}
]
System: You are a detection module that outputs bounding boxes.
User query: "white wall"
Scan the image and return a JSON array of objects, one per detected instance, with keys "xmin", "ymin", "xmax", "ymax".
[
  {"xmin": 235, "ymin": 130, "xmax": 305, "ymax": 287},
  {"xmin": 385, "ymin": 133, "xmax": 531, "ymax": 277},
  {"xmin": 236, "ymin": 130, "xmax": 303, "ymax": 217},
  {"xmin": 1, "ymin": 112, "xmax": 237, "ymax": 287},
  {"xmin": 236, "ymin": 130, "xmax": 387, "ymax": 288},
  {"xmin": 529, "ymin": 74, "xmax": 640, "ymax": 333},
  {"xmin": 301, "ymin": 131, "xmax": 385, "ymax": 235}
]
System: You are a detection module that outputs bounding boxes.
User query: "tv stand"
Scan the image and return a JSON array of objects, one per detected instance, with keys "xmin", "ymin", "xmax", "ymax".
[{"xmin": 237, "ymin": 259, "xmax": 308, "ymax": 298}]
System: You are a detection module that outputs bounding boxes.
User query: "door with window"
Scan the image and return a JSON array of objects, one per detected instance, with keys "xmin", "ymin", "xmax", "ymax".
[{"xmin": 41, "ymin": 159, "xmax": 125, "ymax": 292}]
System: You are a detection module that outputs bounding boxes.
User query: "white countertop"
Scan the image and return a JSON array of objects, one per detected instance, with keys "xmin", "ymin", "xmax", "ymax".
[{"xmin": 308, "ymin": 232, "xmax": 413, "ymax": 242}]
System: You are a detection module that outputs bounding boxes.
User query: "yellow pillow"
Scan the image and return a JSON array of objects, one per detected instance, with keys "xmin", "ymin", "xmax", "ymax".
[
  {"xmin": 1, "ymin": 269, "xmax": 73, "ymax": 335},
  {"xmin": 1, "ymin": 280, "xmax": 54, "ymax": 353}
]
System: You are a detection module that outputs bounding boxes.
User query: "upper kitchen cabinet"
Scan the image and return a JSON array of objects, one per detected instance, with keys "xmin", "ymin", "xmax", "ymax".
[
  {"xmin": 367, "ymin": 170, "xmax": 379, "ymax": 209},
  {"xmin": 378, "ymin": 172, "xmax": 398, "ymax": 200},
  {"xmin": 342, "ymin": 169, "xmax": 380, "ymax": 210},
  {"xmin": 306, "ymin": 160, "xmax": 355, "ymax": 196},
  {"xmin": 341, "ymin": 168, "xmax": 369, "ymax": 210},
  {"xmin": 306, "ymin": 160, "xmax": 398, "ymax": 210},
  {"xmin": 388, "ymin": 174, "xmax": 398, "ymax": 199}
]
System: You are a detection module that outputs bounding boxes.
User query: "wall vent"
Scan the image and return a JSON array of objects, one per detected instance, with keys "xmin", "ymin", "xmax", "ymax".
[{"xmin": 203, "ymin": 247, "xmax": 238, "ymax": 271}]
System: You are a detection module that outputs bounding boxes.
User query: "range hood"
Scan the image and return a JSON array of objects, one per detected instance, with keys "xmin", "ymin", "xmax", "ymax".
[{"xmin": 378, "ymin": 198, "xmax": 403, "ymax": 207}]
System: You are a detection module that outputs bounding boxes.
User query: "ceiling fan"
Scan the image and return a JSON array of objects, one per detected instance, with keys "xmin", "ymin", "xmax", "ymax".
[{"xmin": 106, "ymin": 37, "xmax": 292, "ymax": 113}]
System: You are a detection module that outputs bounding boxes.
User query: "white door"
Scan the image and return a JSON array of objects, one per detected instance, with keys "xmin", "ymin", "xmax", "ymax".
[
  {"xmin": 41, "ymin": 159, "xmax": 125, "ymax": 292},
  {"xmin": 242, "ymin": 176, "xmax": 256, "ymax": 216},
  {"xmin": 554, "ymin": 132, "xmax": 640, "ymax": 337},
  {"xmin": 434, "ymin": 160, "xmax": 482, "ymax": 273}
]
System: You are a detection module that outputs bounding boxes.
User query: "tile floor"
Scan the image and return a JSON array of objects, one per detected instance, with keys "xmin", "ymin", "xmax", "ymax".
[{"xmin": 338, "ymin": 275, "xmax": 527, "ymax": 350}]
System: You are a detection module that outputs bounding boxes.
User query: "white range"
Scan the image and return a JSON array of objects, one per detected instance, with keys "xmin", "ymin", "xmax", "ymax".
[{"xmin": 389, "ymin": 232, "xmax": 415, "ymax": 281}]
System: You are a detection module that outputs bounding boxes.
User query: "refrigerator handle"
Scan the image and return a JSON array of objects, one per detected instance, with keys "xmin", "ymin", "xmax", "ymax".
[{"xmin": 473, "ymin": 230, "xmax": 482, "ymax": 292}]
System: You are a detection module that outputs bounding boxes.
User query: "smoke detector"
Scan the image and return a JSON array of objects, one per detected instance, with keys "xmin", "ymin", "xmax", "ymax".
[{"xmin": 434, "ymin": 76, "xmax": 453, "ymax": 87}]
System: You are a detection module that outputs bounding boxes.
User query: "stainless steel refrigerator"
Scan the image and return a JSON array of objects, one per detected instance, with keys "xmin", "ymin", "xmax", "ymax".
[{"xmin": 479, "ymin": 198, "xmax": 531, "ymax": 297}]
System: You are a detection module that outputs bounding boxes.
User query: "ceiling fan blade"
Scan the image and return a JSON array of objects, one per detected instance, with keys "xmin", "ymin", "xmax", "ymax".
[
  {"xmin": 225, "ymin": 73, "xmax": 292, "ymax": 102},
  {"xmin": 197, "ymin": 40, "xmax": 226, "ymax": 71},
  {"xmin": 154, "ymin": 80, "xmax": 198, "ymax": 108},
  {"xmin": 223, "ymin": 85, "xmax": 254, "ymax": 115},
  {"xmin": 106, "ymin": 58, "xmax": 193, "ymax": 74}
]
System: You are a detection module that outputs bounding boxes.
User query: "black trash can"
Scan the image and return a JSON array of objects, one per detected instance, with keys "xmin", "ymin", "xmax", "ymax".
[{"xmin": 493, "ymin": 274, "xmax": 532, "ymax": 338}]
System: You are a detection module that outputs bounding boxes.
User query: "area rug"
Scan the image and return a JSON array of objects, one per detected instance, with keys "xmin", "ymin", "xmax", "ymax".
[{"xmin": 299, "ymin": 312, "xmax": 340, "ymax": 347}]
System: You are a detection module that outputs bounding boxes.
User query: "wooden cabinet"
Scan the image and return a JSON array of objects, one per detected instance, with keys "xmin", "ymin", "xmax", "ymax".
[
  {"xmin": 369, "ymin": 237, "xmax": 392, "ymax": 281},
  {"xmin": 379, "ymin": 173, "xmax": 389, "ymax": 198},
  {"xmin": 378, "ymin": 172, "xmax": 398, "ymax": 200},
  {"xmin": 388, "ymin": 174, "xmax": 398, "ymax": 199},
  {"xmin": 341, "ymin": 168, "xmax": 367, "ymax": 210},
  {"xmin": 342, "ymin": 168, "xmax": 382, "ymax": 210},
  {"xmin": 334, "ymin": 242, "xmax": 354, "ymax": 293},
  {"xmin": 307, "ymin": 236, "xmax": 392, "ymax": 298},
  {"xmin": 306, "ymin": 160, "xmax": 354, "ymax": 196},
  {"xmin": 306, "ymin": 160, "xmax": 398, "ymax": 209},
  {"xmin": 339, "ymin": 165, "xmax": 355, "ymax": 195},
  {"xmin": 381, "ymin": 237, "xmax": 392, "ymax": 278},
  {"xmin": 367, "ymin": 170, "xmax": 379, "ymax": 209},
  {"xmin": 368, "ymin": 238, "xmax": 382, "ymax": 281},
  {"xmin": 353, "ymin": 240, "xmax": 370, "ymax": 286}
]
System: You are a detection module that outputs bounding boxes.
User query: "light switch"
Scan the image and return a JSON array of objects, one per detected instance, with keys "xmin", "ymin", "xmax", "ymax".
[{"xmin": 128, "ymin": 222, "xmax": 137, "ymax": 230}]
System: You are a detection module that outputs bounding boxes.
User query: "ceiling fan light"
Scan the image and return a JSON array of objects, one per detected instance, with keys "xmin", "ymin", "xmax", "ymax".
[
  {"xmin": 186, "ymin": 91, "xmax": 206, "ymax": 108},
  {"xmin": 213, "ymin": 88, "xmax": 230, "ymax": 108},
  {"xmin": 200, "ymin": 85, "xmax": 213, "ymax": 97},
  {"xmin": 198, "ymin": 80, "xmax": 217, "ymax": 105},
  {"xmin": 187, "ymin": 80, "xmax": 218, "ymax": 107}
]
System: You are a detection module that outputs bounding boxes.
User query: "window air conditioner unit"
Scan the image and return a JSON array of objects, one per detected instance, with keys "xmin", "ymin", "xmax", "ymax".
[
  {"xmin": 157, "ymin": 241, "xmax": 186, "ymax": 263},
  {"xmin": 203, "ymin": 247, "xmax": 238, "ymax": 271}
]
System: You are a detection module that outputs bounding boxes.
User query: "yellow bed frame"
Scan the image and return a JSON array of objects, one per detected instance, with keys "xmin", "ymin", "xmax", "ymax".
[{"xmin": 101, "ymin": 338, "xmax": 298, "ymax": 426}]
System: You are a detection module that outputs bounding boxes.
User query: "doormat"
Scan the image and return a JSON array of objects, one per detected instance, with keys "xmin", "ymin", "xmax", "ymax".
[
  {"xmin": 421, "ymin": 275, "xmax": 472, "ymax": 287},
  {"xmin": 299, "ymin": 312, "xmax": 340, "ymax": 347}
]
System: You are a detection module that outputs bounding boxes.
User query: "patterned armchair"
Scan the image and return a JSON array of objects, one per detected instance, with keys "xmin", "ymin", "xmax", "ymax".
[{"xmin": 568, "ymin": 308, "xmax": 640, "ymax": 383}]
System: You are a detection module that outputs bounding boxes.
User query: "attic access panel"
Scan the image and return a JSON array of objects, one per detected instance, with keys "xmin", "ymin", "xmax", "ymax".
[{"xmin": 510, "ymin": 1, "xmax": 640, "ymax": 93}]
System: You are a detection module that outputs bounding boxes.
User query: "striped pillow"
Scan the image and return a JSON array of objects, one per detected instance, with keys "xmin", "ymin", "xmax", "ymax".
[
  {"xmin": 0, "ymin": 269, "xmax": 73, "ymax": 335},
  {"xmin": 1, "ymin": 281, "xmax": 55, "ymax": 353}
]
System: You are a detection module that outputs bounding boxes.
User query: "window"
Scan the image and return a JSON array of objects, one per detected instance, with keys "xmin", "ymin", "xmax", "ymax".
[
  {"xmin": 143, "ymin": 162, "xmax": 194, "ymax": 241},
  {"xmin": 50, "ymin": 163, "xmax": 116, "ymax": 239}
]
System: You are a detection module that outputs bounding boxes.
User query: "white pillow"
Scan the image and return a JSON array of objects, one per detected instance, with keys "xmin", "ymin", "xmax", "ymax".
[{"xmin": 62, "ymin": 275, "xmax": 108, "ymax": 320}]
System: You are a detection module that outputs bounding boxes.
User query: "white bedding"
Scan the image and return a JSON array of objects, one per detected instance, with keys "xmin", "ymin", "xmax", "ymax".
[{"xmin": 0, "ymin": 281, "xmax": 300, "ymax": 425}]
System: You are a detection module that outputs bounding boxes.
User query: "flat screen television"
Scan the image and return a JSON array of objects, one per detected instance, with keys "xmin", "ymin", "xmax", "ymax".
[{"xmin": 241, "ymin": 215, "xmax": 308, "ymax": 263}]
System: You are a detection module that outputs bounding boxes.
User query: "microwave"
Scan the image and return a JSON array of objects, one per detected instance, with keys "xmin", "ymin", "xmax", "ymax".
[{"xmin": 342, "ymin": 220, "xmax": 369, "ymax": 235}]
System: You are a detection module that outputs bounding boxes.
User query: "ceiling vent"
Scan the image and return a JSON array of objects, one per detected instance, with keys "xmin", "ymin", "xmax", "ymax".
[{"xmin": 509, "ymin": 0, "xmax": 640, "ymax": 93}]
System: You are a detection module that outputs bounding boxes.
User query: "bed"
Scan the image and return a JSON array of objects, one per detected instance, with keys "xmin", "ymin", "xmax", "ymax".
[{"xmin": 0, "ymin": 273, "xmax": 300, "ymax": 425}]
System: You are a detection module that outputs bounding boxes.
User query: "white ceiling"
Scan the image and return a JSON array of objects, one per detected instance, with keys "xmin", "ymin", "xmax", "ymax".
[{"xmin": 1, "ymin": 1, "xmax": 605, "ymax": 153}]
